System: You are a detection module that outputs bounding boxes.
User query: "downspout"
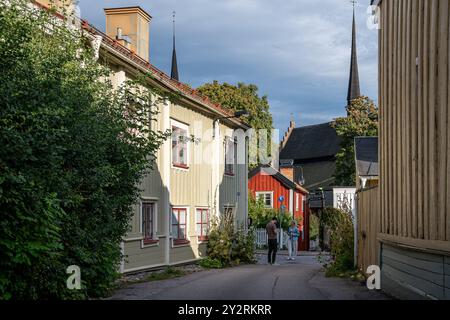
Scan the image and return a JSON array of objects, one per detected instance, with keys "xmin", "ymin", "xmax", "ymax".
[{"xmin": 162, "ymin": 98, "xmax": 171, "ymax": 266}]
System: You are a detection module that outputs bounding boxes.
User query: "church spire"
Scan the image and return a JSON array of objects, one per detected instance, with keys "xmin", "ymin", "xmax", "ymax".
[
  {"xmin": 347, "ymin": 2, "xmax": 361, "ymax": 106},
  {"xmin": 171, "ymin": 11, "xmax": 179, "ymax": 81}
]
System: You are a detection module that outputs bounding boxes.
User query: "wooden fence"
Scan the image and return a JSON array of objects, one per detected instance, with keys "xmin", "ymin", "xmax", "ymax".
[{"xmin": 356, "ymin": 186, "xmax": 380, "ymax": 274}]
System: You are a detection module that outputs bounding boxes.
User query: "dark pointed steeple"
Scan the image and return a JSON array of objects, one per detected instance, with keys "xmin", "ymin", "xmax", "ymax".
[
  {"xmin": 347, "ymin": 2, "xmax": 361, "ymax": 106},
  {"xmin": 171, "ymin": 11, "xmax": 179, "ymax": 81}
]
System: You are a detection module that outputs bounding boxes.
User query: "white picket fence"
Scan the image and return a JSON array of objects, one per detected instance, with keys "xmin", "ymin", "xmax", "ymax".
[{"xmin": 255, "ymin": 228, "xmax": 288, "ymax": 250}]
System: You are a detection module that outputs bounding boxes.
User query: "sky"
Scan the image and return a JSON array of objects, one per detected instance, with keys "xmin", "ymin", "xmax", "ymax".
[{"xmin": 77, "ymin": 0, "xmax": 378, "ymax": 134}]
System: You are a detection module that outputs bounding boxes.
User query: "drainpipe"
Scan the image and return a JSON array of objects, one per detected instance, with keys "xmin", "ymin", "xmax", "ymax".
[{"xmin": 162, "ymin": 97, "xmax": 171, "ymax": 266}]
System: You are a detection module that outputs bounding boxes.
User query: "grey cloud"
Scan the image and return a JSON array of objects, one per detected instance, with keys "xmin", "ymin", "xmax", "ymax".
[{"xmin": 78, "ymin": 0, "xmax": 378, "ymax": 133}]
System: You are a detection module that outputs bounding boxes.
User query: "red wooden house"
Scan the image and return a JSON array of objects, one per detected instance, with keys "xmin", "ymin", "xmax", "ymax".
[{"xmin": 248, "ymin": 165, "xmax": 310, "ymax": 251}]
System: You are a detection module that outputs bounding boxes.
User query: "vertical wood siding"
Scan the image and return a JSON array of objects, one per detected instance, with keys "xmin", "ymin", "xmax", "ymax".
[
  {"xmin": 356, "ymin": 187, "xmax": 380, "ymax": 274},
  {"xmin": 379, "ymin": 0, "xmax": 450, "ymax": 249}
]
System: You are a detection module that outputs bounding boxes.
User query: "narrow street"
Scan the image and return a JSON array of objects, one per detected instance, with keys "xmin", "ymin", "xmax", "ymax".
[{"xmin": 108, "ymin": 253, "xmax": 390, "ymax": 300}]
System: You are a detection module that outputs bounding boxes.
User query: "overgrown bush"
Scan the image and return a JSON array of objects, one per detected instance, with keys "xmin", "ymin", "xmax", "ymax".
[
  {"xmin": 0, "ymin": 0, "xmax": 168, "ymax": 299},
  {"xmin": 320, "ymin": 208, "xmax": 355, "ymax": 277},
  {"xmin": 309, "ymin": 214, "xmax": 319, "ymax": 241},
  {"xmin": 231, "ymin": 226, "xmax": 256, "ymax": 265},
  {"xmin": 206, "ymin": 212, "xmax": 256, "ymax": 267}
]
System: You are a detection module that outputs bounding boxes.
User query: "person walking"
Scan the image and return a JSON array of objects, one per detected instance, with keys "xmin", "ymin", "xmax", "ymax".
[
  {"xmin": 266, "ymin": 217, "xmax": 278, "ymax": 265},
  {"xmin": 287, "ymin": 220, "xmax": 300, "ymax": 261}
]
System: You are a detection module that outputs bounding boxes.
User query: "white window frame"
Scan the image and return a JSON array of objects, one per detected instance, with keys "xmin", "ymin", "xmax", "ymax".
[
  {"xmin": 296, "ymin": 193, "xmax": 300, "ymax": 211},
  {"xmin": 171, "ymin": 206, "xmax": 190, "ymax": 247},
  {"xmin": 256, "ymin": 191, "xmax": 274, "ymax": 208},
  {"xmin": 171, "ymin": 119, "xmax": 190, "ymax": 171},
  {"xmin": 195, "ymin": 207, "xmax": 210, "ymax": 242},
  {"xmin": 140, "ymin": 200, "xmax": 159, "ymax": 248}
]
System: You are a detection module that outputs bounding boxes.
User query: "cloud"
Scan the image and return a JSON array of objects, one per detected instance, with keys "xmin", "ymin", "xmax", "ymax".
[{"xmin": 77, "ymin": 0, "xmax": 378, "ymax": 133}]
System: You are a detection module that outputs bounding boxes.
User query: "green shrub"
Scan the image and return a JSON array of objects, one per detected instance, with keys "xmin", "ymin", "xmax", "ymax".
[
  {"xmin": 309, "ymin": 214, "xmax": 319, "ymax": 241},
  {"xmin": 231, "ymin": 227, "xmax": 257, "ymax": 265},
  {"xmin": 198, "ymin": 257, "xmax": 223, "ymax": 269},
  {"xmin": 0, "ymin": 0, "xmax": 168, "ymax": 299},
  {"xmin": 320, "ymin": 208, "xmax": 355, "ymax": 277},
  {"xmin": 206, "ymin": 212, "xmax": 256, "ymax": 267}
]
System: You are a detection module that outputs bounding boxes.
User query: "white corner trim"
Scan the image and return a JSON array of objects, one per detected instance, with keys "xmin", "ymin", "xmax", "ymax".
[
  {"xmin": 90, "ymin": 35, "xmax": 103, "ymax": 61},
  {"xmin": 119, "ymin": 241, "xmax": 125, "ymax": 273}
]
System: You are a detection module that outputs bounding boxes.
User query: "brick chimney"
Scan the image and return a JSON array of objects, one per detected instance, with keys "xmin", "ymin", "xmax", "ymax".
[
  {"xmin": 104, "ymin": 6, "xmax": 151, "ymax": 62},
  {"xmin": 279, "ymin": 159, "xmax": 294, "ymax": 182}
]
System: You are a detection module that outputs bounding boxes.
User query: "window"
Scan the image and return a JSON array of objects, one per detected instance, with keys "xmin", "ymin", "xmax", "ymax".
[
  {"xmin": 172, "ymin": 121, "xmax": 189, "ymax": 169},
  {"xmin": 196, "ymin": 208, "xmax": 209, "ymax": 241},
  {"xmin": 172, "ymin": 208, "xmax": 188, "ymax": 245},
  {"xmin": 302, "ymin": 199, "xmax": 306, "ymax": 213},
  {"xmin": 142, "ymin": 202, "xmax": 157, "ymax": 245},
  {"xmin": 223, "ymin": 206, "xmax": 235, "ymax": 218},
  {"xmin": 256, "ymin": 192, "xmax": 273, "ymax": 208},
  {"xmin": 296, "ymin": 193, "xmax": 300, "ymax": 211},
  {"xmin": 225, "ymin": 137, "xmax": 236, "ymax": 176}
]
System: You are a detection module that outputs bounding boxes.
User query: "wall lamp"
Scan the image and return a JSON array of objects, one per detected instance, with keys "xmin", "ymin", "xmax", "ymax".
[
  {"xmin": 213, "ymin": 110, "xmax": 249, "ymax": 138},
  {"xmin": 215, "ymin": 109, "xmax": 249, "ymax": 121}
]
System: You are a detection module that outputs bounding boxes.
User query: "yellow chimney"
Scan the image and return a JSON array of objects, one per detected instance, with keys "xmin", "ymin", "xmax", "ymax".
[{"xmin": 104, "ymin": 6, "xmax": 151, "ymax": 62}]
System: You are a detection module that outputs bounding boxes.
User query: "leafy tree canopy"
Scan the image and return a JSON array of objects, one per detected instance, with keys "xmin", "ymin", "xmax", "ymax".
[
  {"xmin": 0, "ymin": 0, "xmax": 168, "ymax": 299},
  {"xmin": 197, "ymin": 81, "xmax": 274, "ymax": 168},
  {"xmin": 332, "ymin": 96, "xmax": 378, "ymax": 186}
]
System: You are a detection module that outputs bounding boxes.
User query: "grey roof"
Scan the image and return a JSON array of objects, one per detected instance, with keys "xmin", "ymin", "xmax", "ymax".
[
  {"xmin": 294, "ymin": 161, "xmax": 337, "ymax": 190},
  {"xmin": 279, "ymin": 122, "xmax": 342, "ymax": 161},
  {"xmin": 354, "ymin": 137, "xmax": 378, "ymax": 177},
  {"xmin": 347, "ymin": 8, "xmax": 361, "ymax": 106}
]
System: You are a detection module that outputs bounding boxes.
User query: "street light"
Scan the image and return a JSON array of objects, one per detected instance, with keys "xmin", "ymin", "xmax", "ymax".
[{"xmin": 297, "ymin": 165, "xmax": 305, "ymax": 185}]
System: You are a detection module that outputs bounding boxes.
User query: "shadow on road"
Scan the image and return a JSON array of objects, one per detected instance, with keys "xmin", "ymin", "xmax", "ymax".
[{"xmin": 107, "ymin": 253, "xmax": 391, "ymax": 300}]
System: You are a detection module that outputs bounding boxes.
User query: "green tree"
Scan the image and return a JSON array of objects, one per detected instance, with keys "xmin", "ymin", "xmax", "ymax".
[
  {"xmin": 248, "ymin": 195, "xmax": 297, "ymax": 230},
  {"xmin": 0, "ymin": 0, "xmax": 168, "ymax": 299},
  {"xmin": 197, "ymin": 81, "xmax": 273, "ymax": 169},
  {"xmin": 332, "ymin": 96, "xmax": 378, "ymax": 186}
]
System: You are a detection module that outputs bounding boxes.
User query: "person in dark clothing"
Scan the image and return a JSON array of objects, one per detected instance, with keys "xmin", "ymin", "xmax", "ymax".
[{"xmin": 266, "ymin": 217, "xmax": 278, "ymax": 265}]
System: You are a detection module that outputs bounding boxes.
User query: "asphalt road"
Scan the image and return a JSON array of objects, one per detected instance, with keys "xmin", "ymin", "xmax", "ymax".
[{"xmin": 108, "ymin": 253, "xmax": 390, "ymax": 300}]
